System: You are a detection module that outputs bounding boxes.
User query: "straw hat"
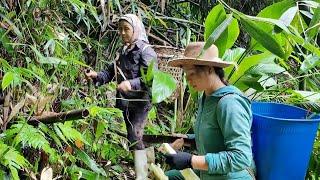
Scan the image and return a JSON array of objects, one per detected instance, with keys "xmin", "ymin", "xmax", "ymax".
[{"xmin": 168, "ymin": 42, "xmax": 232, "ymax": 68}]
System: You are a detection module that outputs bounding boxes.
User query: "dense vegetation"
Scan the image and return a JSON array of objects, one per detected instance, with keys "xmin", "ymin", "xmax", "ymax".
[{"xmin": 0, "ymin": 0, "xmax": 319, "ymax": 179}]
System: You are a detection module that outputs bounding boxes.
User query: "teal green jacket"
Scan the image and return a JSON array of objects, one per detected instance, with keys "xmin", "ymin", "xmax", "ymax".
[{"xmin": 194, "ymin": 85, "xmax": 255, "ymax": 180}]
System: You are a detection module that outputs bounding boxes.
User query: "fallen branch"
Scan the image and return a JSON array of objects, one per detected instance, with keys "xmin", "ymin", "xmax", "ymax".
[{"xmin": 28, "ymin": 109, "xmax": 89, "ymax": 125}]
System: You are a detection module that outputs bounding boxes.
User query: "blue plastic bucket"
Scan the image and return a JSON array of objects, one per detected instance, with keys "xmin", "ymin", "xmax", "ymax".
[{"xmin": 251, "ymin": 102, "xmax": 320, "ymax": 180}]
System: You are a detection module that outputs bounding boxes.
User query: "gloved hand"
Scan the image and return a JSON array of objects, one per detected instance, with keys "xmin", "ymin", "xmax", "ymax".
[{"xmin": 164, "ymin": 151, "xmax": 193, "ymax": 170}]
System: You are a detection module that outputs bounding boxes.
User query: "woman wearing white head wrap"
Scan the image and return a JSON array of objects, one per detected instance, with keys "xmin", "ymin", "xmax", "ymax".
[
  {"xmin": 85, "ymin": 14, "xmax": 157, "ymax": 179},
  {"xmin": 119, "ymin": 14, "xmax": 149, "ymax": 44}
]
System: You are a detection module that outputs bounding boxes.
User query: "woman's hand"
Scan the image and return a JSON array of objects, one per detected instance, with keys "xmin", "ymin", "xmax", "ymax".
[
  {"xmin": 117, "ymin": 80, "xmax": 132, "ymax": 92},
  {"xmin": 164, "ymin": 151, "xmax": 193, "ymax": 170},
  {"xmin": 85, "ymin": 69, "xmax": 98, "ymax": 79}
]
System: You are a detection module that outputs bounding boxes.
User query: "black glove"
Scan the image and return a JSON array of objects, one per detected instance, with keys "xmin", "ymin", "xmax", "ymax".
[{"xmin": 164, "ymin": 151, "xmax": 192, "ymax": 170}]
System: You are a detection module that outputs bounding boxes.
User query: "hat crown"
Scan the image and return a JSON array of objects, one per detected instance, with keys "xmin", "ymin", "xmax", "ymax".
[{"xmin": 184, "ymin": 42, "xmax": 219, "ymax": 61}]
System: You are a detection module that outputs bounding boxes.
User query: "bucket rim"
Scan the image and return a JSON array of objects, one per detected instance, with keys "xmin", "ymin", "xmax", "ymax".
[{"xmin": 252, "ymin": 101, "xmax": 320, "ymax": 122}]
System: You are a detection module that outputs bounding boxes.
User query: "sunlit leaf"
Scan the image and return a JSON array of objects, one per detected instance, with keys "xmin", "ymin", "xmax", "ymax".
[
  {"xmin": 2, "ymin": 71, "xmax": 14, "ymax": 90},
  {"xmin": 203, "ymin": 14, "xmax": 233, "ymax": 57},
  {"xmin": 152, "ymin": 71, "xmax": 176, "ymax": 103}
]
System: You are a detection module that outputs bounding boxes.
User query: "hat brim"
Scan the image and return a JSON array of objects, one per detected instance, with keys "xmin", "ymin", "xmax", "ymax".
[{"xmin": 168, "ymin": 57, "xmax": 232, "ymax": 68}]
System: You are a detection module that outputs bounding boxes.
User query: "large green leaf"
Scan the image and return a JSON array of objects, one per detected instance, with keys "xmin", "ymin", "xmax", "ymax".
[
  {"xmin": 240, "ymin": 18, "xmax": 286, "ymax": 59},
  {"xmin": 257, "ymin": 0, "xmax": 295, "ymax": 19},
  {"xmin": 246, "ymin": 63, "xmax": 286, "ymax": 76},
  {"xmin": 229, "ymin": 52, "xmax": 276, "ymax": 84},
  {"xmin": 2, "ymin": 71, "xmax": 14, "ymax": 90},
  {"xmin": 246, "ymin": 0, "xmax": 295, "ymax": 50},
  {"xmin": 204, "ymin": 4, "xmax": 226, "ymax": 40},
  {"xmin": 152, "ymin": 71, "xmax": 176, "ymax": 103},
  {"xmin": 226, "ymin": 18, "xmax": 240, "ymax": 50},
  {"xmin": 203, "ymin": 14, "xmax": 233, "ymax": 56},
  {"xmin": 204, "ymin": 4, "xmax": 228, "ymax": 57},
  {"xmin": 74, "ymin": 148, "xmax": 107, "ymax": 176}
]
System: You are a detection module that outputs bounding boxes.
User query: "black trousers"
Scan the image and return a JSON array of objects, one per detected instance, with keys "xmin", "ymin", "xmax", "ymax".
[{"xmin": 118, "ymin": 99, "xmax": 151, "ymax": 150}]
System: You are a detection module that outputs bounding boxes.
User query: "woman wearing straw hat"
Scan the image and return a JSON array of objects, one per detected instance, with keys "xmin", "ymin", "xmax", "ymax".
[
  {"xmin": 164, "ymin": 42, "xmax": 255, "ymax": 180},
  {"xmin": 85, "ymin": 14, "xmax": 157, "ymax": 179}
]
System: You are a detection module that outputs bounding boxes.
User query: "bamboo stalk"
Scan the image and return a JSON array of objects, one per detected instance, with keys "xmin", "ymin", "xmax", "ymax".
[{"xmin": 28, "ymin": 109, "xmax": 89, "ymax": 125}]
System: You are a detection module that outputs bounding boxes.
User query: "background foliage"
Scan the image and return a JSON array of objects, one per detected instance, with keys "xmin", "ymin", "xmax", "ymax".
[{"xmin": 0, "ymin": 0, "xmax": 319, "ymax": 179}]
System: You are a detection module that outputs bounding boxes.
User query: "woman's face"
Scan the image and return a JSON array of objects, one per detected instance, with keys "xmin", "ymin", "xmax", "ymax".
[
  {"xmin": 184, "ymin": 65, "xmax": 211, "ymax": 91},
  {"xmin": 118, "ymin": 20, "xmax": 134, "ymax": 43}
]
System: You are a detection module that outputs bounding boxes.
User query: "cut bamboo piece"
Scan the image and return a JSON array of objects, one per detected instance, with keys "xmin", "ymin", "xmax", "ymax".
[
  {"xmin": 162, "ymin": 143, "xmax": 200, "ymax": 180},
  {"xmin": 149, "ymin": 163, "xmax": 168, "ymax": 180}
]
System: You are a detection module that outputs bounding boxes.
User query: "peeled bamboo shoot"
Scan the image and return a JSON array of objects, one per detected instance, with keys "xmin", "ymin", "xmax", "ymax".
[{"xmin": 162, "ymin": 143, "xmax": 200, "ymax": 180}]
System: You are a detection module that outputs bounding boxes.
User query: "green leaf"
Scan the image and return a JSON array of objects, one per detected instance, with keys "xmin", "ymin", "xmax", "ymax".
[
  {"xmin": 74, "ymin": 148, "xmax": 107, "ymax": 176},
  {"xmin": 274, "ymin": 6, "xmax": 298, "ymax": 33},
  {"xmin": 6, "ymin": 123, "xmax": 58, "ymax": 161},
  {"xmin": 240, "ymin": 17, "xmax": 286, "ymax": 59},
  {"xmin": 204, "ymin": 4, "xmax": 228, "ymax": 56},
  {"xmin": 300, "ymin": 55, "xmax": 320, "ymax": 72},
  {"xmin": 287, "ymin": 33, "xmax": 320, "ymax": 56},
  {"xmin": 67, "ymin": 165, "xmax": 105, "ymax": 180},
  {"xmin": 294, "ymin": 90, "xmax": 320, "ymax": 102},
  {"xmin": 258, "ymin": 75, "xmax": 277, "ymax": 89},
  {"xmin": 239, "ymin": 75, "xmax": 264, "ymax": 91},
  {"xmin": 0, "ymin": 58, "xmax": 12, "ymax": 71},
  {"xmin": 257, "ymin": 0, "xmax": 295, "ymax": 19},
  {"xmin": 226, "ymin": 18, "xmax": 240, "ymax": 50},
  {"xmin": 0, "ymin": 14, "xmax": 23, "ymax": 39},
  {"xmin": 229, "ymin": 52, "xmax": 276, "ymax": 84},
  {"xmin": 39, "ymin": 123, "xmax": 63, "ymax": 148},
  {"xmin": 95, "ymin": 120, "xmax": 108, "ymax": 141},
  {"xmin": 204, "ymin": 4, "xmax": 226, "ymax": 39},
  {"xmin": 2, "ymin": 71, "xmax": 14, "ymax": 90},
  {"xmin": 307, "ymin": 6, "xmax": 320, "ymax": 39},
  {"xmin": 223, "ymin": 48, "xmax": 246, "ymax": 77},
  {"xmin": 0, "ymin": 29, "xmax": 14, "ymax": 54},
  {"xmin": 57, "ymin": 123, "xmax": 87, "ymax": 145},
  {"xmin": 203, "ymin": 14, "xmax": 233, "ymax": 57},
  {"xmin": 152, "ymin": 71, "xmax": 176, "ymax": 103},
  {"xmin": 0, "ymin": 141, "xmax": 29, "ymax": 170},
  {"xmin": 89, "ymin": 106, "xmax": 123, "ymax": 119},
  {"xmin": 247, "ymin": 63, "xmax": 286, "ymax": 76},
  {"xmin": 30, "ymin": 45, "xmax": 67, "ymax": 65}
]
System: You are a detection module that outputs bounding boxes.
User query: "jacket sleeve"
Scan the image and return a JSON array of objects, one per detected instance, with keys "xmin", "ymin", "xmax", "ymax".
[
  {"xmin": 95, "ymin": 62, "xmax": 115, "ymax": 86},
  {"xmin": 129, "ymin": 46, "xmax": 157, "ymax": 90},
  {"xmin": 205, "ymin": 95, "xmax": 253, "ymax": 174}
]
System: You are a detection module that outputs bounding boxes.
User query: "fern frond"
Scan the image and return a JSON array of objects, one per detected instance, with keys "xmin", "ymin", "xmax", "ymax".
[
  {"xmin": 4, "ymin": 123, "xmax": 58, "ymax": 162},
  {"xmin": 0, "ymin": 140, "xmax": 30, "ymax": 180},
  {"xmin": 56, "ymin": 122, "xmax": 88, "ymax": 145}
]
